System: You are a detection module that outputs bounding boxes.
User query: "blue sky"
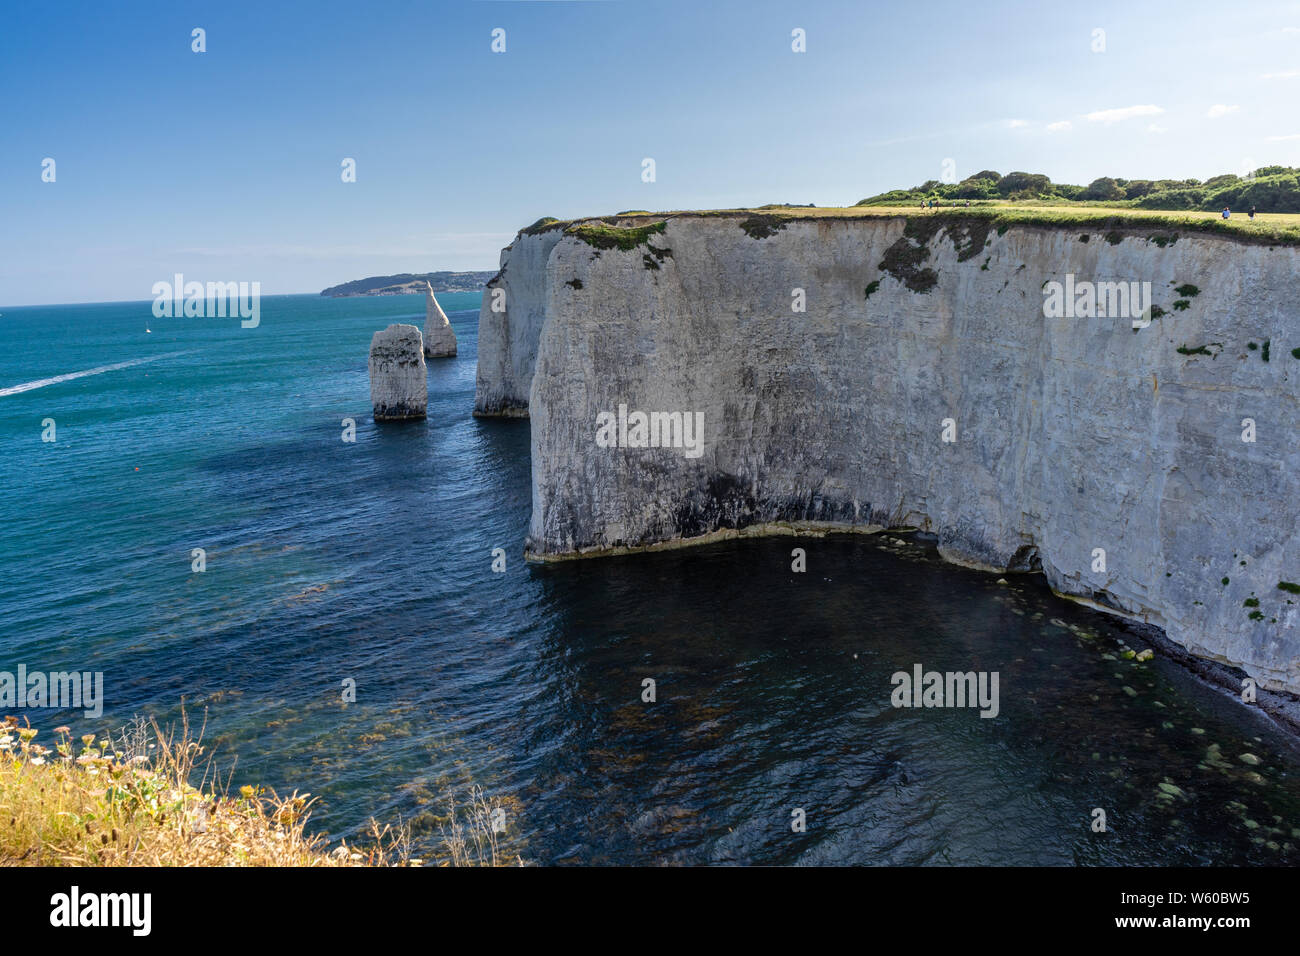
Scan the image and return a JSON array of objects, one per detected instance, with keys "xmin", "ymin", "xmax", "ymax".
[{"xmin": 3, "ymin": 0, "xmax": 1299, "ymax": 305}]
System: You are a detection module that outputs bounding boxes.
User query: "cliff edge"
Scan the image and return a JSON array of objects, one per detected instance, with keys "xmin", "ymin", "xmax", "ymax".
[{"xmin": 485, "ymin": 211, "xmax": 1300, "ymax": 695}]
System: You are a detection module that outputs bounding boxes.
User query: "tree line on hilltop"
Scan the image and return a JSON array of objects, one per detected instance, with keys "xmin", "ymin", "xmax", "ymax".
[{"xmin": 857, "ymin": 167, "xmax": 1300, "ymax": 212}]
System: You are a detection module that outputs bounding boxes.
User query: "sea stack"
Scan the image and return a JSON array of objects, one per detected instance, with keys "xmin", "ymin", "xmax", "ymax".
[
  {"xmin": 423, "ymin": 282, "xmax": 457, "ymax": 358},
  {"xmin": 369, "ymin": 323, "xmax": 427, "ymax": 421}
]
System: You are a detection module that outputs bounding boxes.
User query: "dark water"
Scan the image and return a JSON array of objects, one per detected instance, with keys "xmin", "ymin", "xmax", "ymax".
[{"xmin": 1, "ymin": 293, "xmax": 1298, "ymax": 865}]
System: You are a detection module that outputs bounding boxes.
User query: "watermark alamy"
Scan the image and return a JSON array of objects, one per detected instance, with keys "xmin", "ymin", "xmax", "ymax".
[
  {"xmin": 152, "ymin": 274, "xmax": 260, "ymax": 328},
  {"xmin": 0, "ymin": 665, "xmax": 103, "ymax": 719},
  {"xmin": 595, "ymin": 404, "xmax": 704, "ymax": 458}
]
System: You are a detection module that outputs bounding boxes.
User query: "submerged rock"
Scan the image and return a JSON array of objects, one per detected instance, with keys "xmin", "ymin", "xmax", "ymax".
[
  {"xmin": 423, "ymin": 282, "xmax": 457, "ymax": 358},
  {"xmin": 369, "ymin": 324, "xmax": 427, "ymax": 421}
]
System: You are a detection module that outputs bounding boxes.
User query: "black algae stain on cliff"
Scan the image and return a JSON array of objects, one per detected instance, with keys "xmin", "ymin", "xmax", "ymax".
[
  {"xmin": 738, "ymin": 214, "xmax": 788, "ymax": 239},
  {"xmin": 666, "ymin": 473, "xmax": 868, "ymax": 543},
  {"xmin": 879, "ymin": 215, "xmax": 994, "ymax": 294},
  {"xmin": 880, "ymin": 228, "xmax": 938, "ymax": 293},
  {"xmin": 642, "ymin": 245, "xmax": 674, "ymax": 271},
  {"xmin": 674, "ymin": 474, "xmax": 760, "ymax": 539}
]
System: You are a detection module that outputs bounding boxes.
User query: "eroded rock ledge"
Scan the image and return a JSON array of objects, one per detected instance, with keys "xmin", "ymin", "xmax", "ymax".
[{"xmin": 484, "ymin": 212, "xmax": 1300, "ymax": 694}]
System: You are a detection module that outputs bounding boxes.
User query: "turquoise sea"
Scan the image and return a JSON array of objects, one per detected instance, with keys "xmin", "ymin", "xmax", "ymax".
[{"xmin": 2, "ymin": 292, "xmax": 1299, "ymax": 865}]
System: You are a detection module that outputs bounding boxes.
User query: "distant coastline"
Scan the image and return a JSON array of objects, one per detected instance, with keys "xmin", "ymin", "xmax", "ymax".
[{"xmin": 320, "ymin": 271, "xmax": 495, "ymax": 298}]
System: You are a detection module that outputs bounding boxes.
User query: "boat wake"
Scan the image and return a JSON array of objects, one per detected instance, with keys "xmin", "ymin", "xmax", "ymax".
[{"xmin": 0, "ymin": 350, "xmax": 193, "ymax": 397}]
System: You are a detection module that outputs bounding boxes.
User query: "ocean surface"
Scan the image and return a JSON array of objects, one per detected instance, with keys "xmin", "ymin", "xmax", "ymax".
[{"xmin": 2, "ymin": 292, "xmax": 1299, "ymax": 865}]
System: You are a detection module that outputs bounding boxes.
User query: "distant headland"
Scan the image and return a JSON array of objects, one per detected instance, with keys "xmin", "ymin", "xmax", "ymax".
[{"xmin": 320, "ymin": 271, "xmax": 496, "ymax": 297}]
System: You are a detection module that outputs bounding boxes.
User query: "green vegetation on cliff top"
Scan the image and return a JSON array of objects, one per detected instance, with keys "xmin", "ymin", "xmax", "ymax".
[
  {"xmin": 566, "ymin": 220, "xmax": 668, "ymax": 250},
  {"xmin": 528, "ymin": 205, "xmax": 1300, "ymax": 249},
  {"xmin": 523, "ymin": 167, "xmax": 1300, "ymax": 247},
  {"xmin": 856, "ymin": 166, "xmax": 1300, "ymax": 213}
]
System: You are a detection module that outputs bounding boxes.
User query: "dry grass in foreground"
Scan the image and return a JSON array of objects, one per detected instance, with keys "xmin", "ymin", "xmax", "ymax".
[{"xmin": 0, "ymin": 713, "xmax": 523, "ymax": 866}]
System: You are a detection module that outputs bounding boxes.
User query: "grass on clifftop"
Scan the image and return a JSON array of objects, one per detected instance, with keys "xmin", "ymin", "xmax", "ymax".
[
  {"xmin": 566, "ymin": 219, "xmax": 668, "ymax": 251},
  {"xmin": 590, "ymin": 203, "xmax": 1300, "ymax": 246},
  {"xmin": 0, "ymin": 713, "xmax": 521, "ymax": 866}
]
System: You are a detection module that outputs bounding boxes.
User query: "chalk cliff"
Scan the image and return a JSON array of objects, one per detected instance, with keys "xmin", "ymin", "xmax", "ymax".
[
  {"xmin": 369, "ymin": 323, "xmax": 427, "ymax": 420},
  {"xmin": 473, "ymin": 223, "xmax": 568, "ymax": 416},
  {"xmin": 423, "ymin": 283, "xmax": 457, "ymax": 358},
  {"xmin": 491, "ymin": 212, "xmax": 1300, "ymax": 694}
]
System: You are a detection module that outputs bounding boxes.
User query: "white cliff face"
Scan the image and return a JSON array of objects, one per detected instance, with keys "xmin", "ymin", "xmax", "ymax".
[
  {"xmin": 423, "ymin": 284, "xmax": 458, "ymax": 358},
  {"xmin": 473, "ymin": 224, "xmax": 568, "ymax": 416},
  {"xmin": 516, "ymin": 213, "xmax": 1300, "ymax": 693},
  {"xmin": 369, "ymin": 323, "xmax": 427, "ymax": 420}
]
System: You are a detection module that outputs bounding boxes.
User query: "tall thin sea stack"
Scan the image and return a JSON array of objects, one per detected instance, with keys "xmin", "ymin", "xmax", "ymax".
[
  {"xmin": 423, "ymin": 282, "xmax": 457, "ymax": 358},
  {"xmin": 369, "ymin": 323, "xmax": 427, "ymax": 421}
]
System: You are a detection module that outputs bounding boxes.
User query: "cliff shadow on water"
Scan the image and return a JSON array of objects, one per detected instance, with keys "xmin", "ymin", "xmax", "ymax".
[{"xmin": 516, "ymin": 532, "xmax": 1300, "ymax": 865}]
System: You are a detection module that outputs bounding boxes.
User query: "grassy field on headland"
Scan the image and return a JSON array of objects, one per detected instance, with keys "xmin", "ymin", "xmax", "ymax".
[
  {"xmin": 530, "ymin": 166, "xmax": 1300, "ymax": 247},
  {"xmin": 563, "ymin": 202, "xmax": 1300, "ymax": 247}
]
